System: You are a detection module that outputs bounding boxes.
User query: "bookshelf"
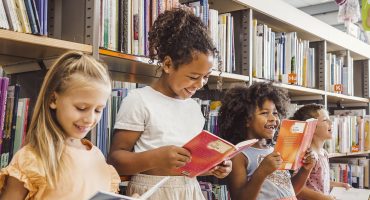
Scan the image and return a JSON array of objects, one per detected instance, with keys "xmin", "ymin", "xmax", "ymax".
[
  {"xmin": 93, "ymin": 0, "xmax": 370, "ymax": 160},
  {"xmin": 1, "ymin": 0, "xmax": 369, "ymax": 194},
  {"xmin": 100, "ymin": 49, "xmax": 250, "ymax": 86},
  {"xmin": 329, "ymin": 151, "xmax": 370, "ymax": 158},
  {"xmin": 0, "ymin": 29, "xmax": 92, "ymax": 68}
]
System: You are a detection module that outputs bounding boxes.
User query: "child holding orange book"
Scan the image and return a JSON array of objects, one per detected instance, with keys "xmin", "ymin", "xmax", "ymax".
[
  {"xmin": 218, "ymin": 82, "xmax": 316, "ymax": 200},
  {"xmin": 291, "ymin": 104, "xmax": 351, "ymax": 200}
]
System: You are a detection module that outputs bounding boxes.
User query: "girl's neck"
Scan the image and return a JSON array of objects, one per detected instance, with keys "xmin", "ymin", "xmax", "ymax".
[
  {"xmin": 252, "ymin": 139, "xmax": 269, "ymax": 149},
  {"xmin": 151, "ymin": 77, "xmax": 175, "ymax": 98},
  {"xmin": 65, "ymin": 137, "xmax": 86, "ymax": 150},
  {"xmin": 310, "ymin": 137, "xmax": 324, "ymax": 153}
]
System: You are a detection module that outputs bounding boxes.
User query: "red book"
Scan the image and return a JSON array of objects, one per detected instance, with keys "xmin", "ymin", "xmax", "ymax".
[
  {"xmin": 176, "ymin": 130, "xmax": 258, "ymax": 177},
  {"xmin": 275, "ymin": 118, "xmax": 318, "ymax": 170}
]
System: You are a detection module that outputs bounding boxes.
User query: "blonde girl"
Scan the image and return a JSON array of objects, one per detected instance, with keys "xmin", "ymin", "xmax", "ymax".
[
  {"xmin": 0, "ymin": 51, "xmax": 120, "ymax": 200},
  {"xmin": 292, "ymin": 104, "xmax": 351, "ymax": 200}
]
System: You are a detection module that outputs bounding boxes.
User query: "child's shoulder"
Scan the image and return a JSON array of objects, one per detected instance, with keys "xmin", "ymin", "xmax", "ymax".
[
  {"xmin": 9, "ymin": 145, "xmax": 44, "ymax": 171},
  {"xmin": 0, "ymin": 145, "xmax": 47, "ymax": 193},
  {"xmin": 13, "ymin": 144, "xmax": 39, "ymax": 161}
]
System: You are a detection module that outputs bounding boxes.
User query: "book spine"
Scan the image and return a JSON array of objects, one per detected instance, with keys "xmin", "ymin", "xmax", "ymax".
[{"xmin": 0, "ymin": 78, "xmax": 8, "ymax": 154}]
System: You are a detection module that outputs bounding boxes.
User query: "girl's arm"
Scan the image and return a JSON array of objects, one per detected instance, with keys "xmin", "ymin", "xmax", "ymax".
[
  {"xmin": 291, "ymin": 167, "xmax": 312, "ymax": 194},
  {"xmin": 108, "ymin": 130, "xmax": 191, "ymax": 175},
  {"xmin": 291, "ymin": 149, "xmax": 316, "ymax": 194},
  {"xmin": 0, "ymin": 176, "xmax": 28, "ymax": 200},
  {"xmin": 296, "ymin": 186, "xmax": 335, "ymax": 200},
  {"xmin": 229, "ymin": 152, "xmax": 281, "ymax": 200}
]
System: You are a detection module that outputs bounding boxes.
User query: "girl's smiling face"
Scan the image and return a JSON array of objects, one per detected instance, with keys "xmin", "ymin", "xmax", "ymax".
[{"xmin": 247, "ymin": 100, "xmax": 280, "ymax": 140}]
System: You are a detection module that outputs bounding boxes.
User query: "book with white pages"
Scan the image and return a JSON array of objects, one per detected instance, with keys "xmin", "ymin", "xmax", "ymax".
[
  {"xmin": 89, "ymin": 176, "xmax": 170, "ymax": 200},
  {"xmin": 329, "ymin": 187, "xmax": 370, "ymax": 200}
]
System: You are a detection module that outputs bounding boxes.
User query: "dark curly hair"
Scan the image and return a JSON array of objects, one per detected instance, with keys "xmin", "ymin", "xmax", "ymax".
[
  {"xmin": 291, "ymin": 103, "xmax": 324, "ymax": 121},
  {"xmin": 218, "ymin": 82, "xmax": 290, "ymax": 145},
  {"xmin": 148, "ymin": 8, "xmax": 218, "ymax": 69}
]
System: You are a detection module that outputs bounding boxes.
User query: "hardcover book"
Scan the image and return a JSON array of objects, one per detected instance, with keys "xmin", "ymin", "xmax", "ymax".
[
  {"xmin": 176, "ymin": 130, "xmax": 258, "ymax": 177},
  {"xmin": 275, "ymin": 118, "xmax": 318, "ymax": 170}
]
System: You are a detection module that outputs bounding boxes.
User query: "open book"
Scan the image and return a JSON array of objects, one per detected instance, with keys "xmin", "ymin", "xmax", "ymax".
[
  {"xmin": 330, "ymin": 187, "xmax": 370, "ymax": 200},
  {"xmin": 89, "ymin": 176, "xmax": 170, "ymax": 200},
  {"xmin": 176, "ymin": 130, "xmax": 258, "ymax": 177},
  {"xmin": 275, "ymin": 118, "xmax": 318, "ymax": 170}
]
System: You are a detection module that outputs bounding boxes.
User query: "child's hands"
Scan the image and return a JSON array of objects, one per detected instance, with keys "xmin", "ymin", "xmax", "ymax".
[
  {"xmin": 301, "ymin": 148, "xmax": 317, "ymax": 171},
  {"xmin": 258, "ymin": 152, "xmax": 282, "ymax": 175},
  {"xmin": 154, "ymin": 145, "xmax": 191, "ymax": 169},
  {"xmin": 209, "ymin": 160, "xmax": 232, "ymax": 179}
]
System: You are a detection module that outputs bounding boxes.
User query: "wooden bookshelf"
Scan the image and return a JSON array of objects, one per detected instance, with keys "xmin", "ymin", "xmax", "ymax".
[
  {"xmin": 0, "ymin": 29, "xmax": 92, "ymax": 66},
  {"xmin": 99, "ymin": 49, "xmax": 249, "ymax": 84}
]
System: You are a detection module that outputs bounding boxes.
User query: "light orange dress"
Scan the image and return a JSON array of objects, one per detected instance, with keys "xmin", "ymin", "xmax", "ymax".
[{"xmin": 0, "ymin": 139, "xmax": 120, "ymax": 200}]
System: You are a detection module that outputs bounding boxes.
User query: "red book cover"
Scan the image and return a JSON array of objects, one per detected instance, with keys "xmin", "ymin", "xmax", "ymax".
[
  {"xmin": 176, "ymin": 130, "xmax": 258, "ymax": 177},
  {"xmin": 275, "ymin": 118, "xmax": 318, "ymax": 170}
]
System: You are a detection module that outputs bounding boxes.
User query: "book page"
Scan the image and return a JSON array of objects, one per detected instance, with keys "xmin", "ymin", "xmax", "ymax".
[
  {"xmin": 330, "ymin": 187, "xmax": 370, "ymax": 200},
  {"xmin": 89, "ymin": 176, "xmax": 170, "ymax": 200},
  {"xmin": 226, "ymin": 139, "xmax": 258, "ymax": 159},
  {"xmin": 138, "ymin": 176, "xmax": 170, "ymax": 199}
]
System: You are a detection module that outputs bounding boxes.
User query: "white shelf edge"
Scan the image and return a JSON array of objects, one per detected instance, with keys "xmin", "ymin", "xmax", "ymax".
[
  {"xmin": 326, "ymin": 92, "xmax": 370, "ymax": 103},
  {"xmin": 211, "ymin": 71, "xmax": 249, "ymax": 82}
]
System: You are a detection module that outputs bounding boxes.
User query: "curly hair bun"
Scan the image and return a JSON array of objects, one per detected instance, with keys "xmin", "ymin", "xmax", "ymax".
[{"xmin": 148, "ymin": 8, "xmax": 217, "ymax": 68}]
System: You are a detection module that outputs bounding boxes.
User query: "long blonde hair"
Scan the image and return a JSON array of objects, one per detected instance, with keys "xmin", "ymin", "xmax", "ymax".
[{"xmin": 27, "ymin": 51, "xmax": 111, "ymax": 187}]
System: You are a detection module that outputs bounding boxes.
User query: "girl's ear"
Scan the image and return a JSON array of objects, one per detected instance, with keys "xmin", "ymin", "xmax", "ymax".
[
  {"xmin": 49, "ymin": 92, "xmax": 57, "ymax": 109},
  {"xmin": 162, "ymin": 56, "xmax": 173, "ymax": 74}
]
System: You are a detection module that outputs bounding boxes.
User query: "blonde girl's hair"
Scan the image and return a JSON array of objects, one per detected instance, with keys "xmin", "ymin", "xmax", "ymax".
[{"xmin": 26, "ymin": 51, "xmax": 111, "ymax": 188}]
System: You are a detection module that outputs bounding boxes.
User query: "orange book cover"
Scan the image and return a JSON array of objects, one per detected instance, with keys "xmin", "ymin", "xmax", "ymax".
[
  {"xmin": 275, "ymin": 119, "xmax": 318, "ymax": 170},
  {"xmin": 176, "ymin": 130, "xmax": 258, "ymax": 177}
]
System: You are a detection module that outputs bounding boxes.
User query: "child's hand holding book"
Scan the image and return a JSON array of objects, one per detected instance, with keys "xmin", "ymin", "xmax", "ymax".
[
  {"xmin": 206, "ymin": 160, "xmax": 232, "ymax": 178},
  {"xmin": 257, "ymin": 152, "xmax": 283, "ymax": 176},
  {"xmin": 152, "ymin": 145, "xmax": 192, "ymax": 170},
  {"xmin": 300, "ymin": 148, "xmax": 317, "ymax": 171}
]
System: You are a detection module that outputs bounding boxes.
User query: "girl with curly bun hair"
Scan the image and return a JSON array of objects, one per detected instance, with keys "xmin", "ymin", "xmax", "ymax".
[
  {"xmin": 109, "ymin": 9, "xmax": 231, "ymax": 200},
  {"xmin": 218, "ymin": 82, "xmax": 316, "ymax": 200}
]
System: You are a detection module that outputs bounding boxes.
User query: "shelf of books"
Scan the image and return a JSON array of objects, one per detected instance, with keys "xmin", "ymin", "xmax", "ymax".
[
  {"xmin": 329, "ymin": 151, "xmax": 370, "ymax": 158},
  {"xmin": 99, "ymin": 49, "xmax": 249, "ymax": 85},
  {"xmin": 253, "ymin": 78, "xmax": 326, "ymax": 96},
  {"xmin": 0, "ymin": 30, "xmax": 92, "ymax": 75},
  {"xmin": 225, "ymin": 0, "xmax": 370, "ymax": 60},
  {"xmin": 0, "ymin": 0, "xmax": 94, "ymax": 74},
  {"xmin": 0, "ymin": 29, "xmax": 92, "ymax": 67},
  {"xmin": 326, "ymin": 92, "xmax": 370, "ymax": 104}
]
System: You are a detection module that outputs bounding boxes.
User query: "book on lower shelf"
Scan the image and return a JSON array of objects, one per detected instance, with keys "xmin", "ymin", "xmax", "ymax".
[
  {"xmin": 89, "ymin": 176, "xmax": 170, "ymax": 200},
  {"xmin": 329, "ymin": 187, "xmax": 370, "ymax": 200},
  {"xmin": 175, "ymin": 130, "xmax": 258, "ymax": 177},
  {"xmin": 275, "ymin": 118, "xmax": 318, "ymax": 170}
]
